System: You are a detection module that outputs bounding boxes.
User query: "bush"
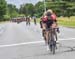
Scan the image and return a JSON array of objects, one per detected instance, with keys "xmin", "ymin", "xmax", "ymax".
[{"xmin": 3, "ymin": 15, "xmax": 11, "ymax": 21}]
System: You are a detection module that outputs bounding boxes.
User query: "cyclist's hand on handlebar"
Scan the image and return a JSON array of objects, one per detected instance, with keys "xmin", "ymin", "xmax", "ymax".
[{"xmin": 51, "ymin": 23, "xmax": 57, "ymax": 28}]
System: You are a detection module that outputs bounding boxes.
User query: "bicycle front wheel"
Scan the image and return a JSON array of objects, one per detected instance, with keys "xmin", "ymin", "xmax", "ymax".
[
  {"xmin": 49, "ymin": 41, "xmax": 56, "ymax": 54},
  {"xmin": 52, "ymin": 45, "xmax": 55, "ymax": 54}
]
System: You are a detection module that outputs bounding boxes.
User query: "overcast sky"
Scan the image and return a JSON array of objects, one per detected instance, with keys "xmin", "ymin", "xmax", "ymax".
[{"xmin": 6, "ymin": 0, "xmax": 43, "ymax": 8}]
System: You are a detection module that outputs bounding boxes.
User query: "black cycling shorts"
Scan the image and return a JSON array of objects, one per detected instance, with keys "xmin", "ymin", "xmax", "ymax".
[{"xmin": 46, "ymin": 20, "xmax": 53, "ymax": 28}]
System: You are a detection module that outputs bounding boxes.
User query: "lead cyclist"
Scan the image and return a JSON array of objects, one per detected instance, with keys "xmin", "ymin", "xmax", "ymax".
[{"xmin": 40, "ymin": 9, "xmax": 60, "ymax": 50}]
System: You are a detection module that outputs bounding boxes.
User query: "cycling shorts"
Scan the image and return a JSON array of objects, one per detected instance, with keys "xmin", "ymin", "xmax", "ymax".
[{"xmin": 46, "ymin": 20, "xmax": 54, "ymax": 29}]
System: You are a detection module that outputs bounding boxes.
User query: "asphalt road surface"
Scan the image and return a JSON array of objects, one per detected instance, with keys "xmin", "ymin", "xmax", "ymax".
[{"xmin": 0, "ymin": 22, "xmax": 75, "ymax": 59}]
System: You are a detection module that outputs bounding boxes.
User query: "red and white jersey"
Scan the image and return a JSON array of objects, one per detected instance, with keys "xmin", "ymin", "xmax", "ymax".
[
  {"xmin": 41, "ymin": 13, "xmax": 57, "ymax": 22},
  {"xmin": 41, "ymin": 16, "xmax": 48, "ymax": 21},
  {"xmin": 51, "ymin": 13, "xmax": 57, "ymax": 20}
]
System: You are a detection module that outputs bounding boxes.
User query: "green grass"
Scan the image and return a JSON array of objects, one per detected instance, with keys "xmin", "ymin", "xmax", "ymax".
[{"xmin": 57, "ymin": 16, "xmax": 75, "ymax": 27}]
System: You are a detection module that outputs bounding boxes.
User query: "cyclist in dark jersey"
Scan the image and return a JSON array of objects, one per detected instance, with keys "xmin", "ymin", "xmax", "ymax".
[
  {"xmin": 40, "ymin": 9, "xmax": 59, "ymax": 50},
  {"xmin": 40, "ymin": 10, "xmax": 53, "ymax": 44}
]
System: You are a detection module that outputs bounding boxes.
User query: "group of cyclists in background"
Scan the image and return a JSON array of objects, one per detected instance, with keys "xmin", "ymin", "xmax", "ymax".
[
  {"xmin": 26, "ymin": 16, "xmax": 37, "ymax": 25},
  {"xmin": 11, "ymin": 15, "xmax": 37, "ymax": 25}
]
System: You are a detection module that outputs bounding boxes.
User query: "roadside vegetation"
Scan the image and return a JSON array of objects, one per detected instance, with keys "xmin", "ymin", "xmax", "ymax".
[
  {"xmin": 57, "ymin": 16, "xmax": 75, "ymax": 27},
  {"xmin": 36, "ymin": 16, "xmax": 75, "ymax": 27},
  {"xmin": 0, "ymin": 0, "xmax": 75, "ymax": 27}
]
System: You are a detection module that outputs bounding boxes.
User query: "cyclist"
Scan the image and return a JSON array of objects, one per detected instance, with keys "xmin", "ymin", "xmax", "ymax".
[
  {"xmin": 50, "ymin": 10, "xmax": 60, "ymax": 33},
  {"xmin": 33, "ymin": 16, "xmax": 37, "ymax": 25},
  {"xmin": 40, "ymin": 9, "xmax": 59, "ymax": 50},
  {"xmin": 26, "ymin": 16, "xmax": 31, "ymax": 26},
  {"xmin": 40, "ymin": 11, "xmax": 48, "ymax": 41},
  {"xmin": 46, "ymin": 9, "xmax": 60, "ymax": 42}
]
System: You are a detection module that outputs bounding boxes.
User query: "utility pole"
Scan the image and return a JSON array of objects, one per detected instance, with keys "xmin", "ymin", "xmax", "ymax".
[{"xmin": 44, "ymin": 0, "xmax": 46, "ymax": 12}]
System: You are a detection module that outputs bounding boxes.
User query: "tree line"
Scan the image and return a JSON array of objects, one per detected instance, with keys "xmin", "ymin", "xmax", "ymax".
[{"xmin": 0, "ymin": 0, "xmax": 75, "ymax": 21}]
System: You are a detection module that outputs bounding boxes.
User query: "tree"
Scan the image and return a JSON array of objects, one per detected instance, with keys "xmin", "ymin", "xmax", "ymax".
[
  {"xmin": 35, "ymin": 1, "xmax": 44, "ymax": 17},
  {"xmin": 0, "ymin": 0, "xmax": 7, "ymax": 20},
  {"xmin": 19, "ymin": 3, "xmax": 35, "ymax": 16},
  {"xmin": 62, "ymin": 0, "xmax": 75, "ymax": 2},
  {"xmin": 45, "ymin": 0, "xmax": 62, "ymax": 2},
  {"xmin": 7, "ymin": 4, "xmax": 19, "ymax": 18}
]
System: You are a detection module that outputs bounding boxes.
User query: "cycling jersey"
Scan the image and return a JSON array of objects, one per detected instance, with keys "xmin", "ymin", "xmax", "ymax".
[
  {"xmin": 41, "ymin": 16, "xmax": 47, "ymax": 21},
  {"xmin": 41, "ymin": 13, "xmax": 57, "ymax": 28},
  {"xmin": 41, "ymin": 14, "xmax": 56, "ymax": 21},
  {"xmin": 51, "ymin": 13, "xmax": 57, "ymax": 21}
]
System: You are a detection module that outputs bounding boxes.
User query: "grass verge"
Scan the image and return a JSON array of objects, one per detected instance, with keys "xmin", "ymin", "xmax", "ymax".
[{"xmin": 36, "ymin": 16, "xmax": 75, "ymax": 28}]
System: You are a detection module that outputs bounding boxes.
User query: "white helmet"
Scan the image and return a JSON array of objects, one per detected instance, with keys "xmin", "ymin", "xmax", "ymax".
[{"xmin": 47, "ymin": 9, "xmax": 53, "ymax": 14}]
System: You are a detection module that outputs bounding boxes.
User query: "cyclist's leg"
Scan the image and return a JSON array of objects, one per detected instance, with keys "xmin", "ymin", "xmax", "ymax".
[
  {"xmin": 54, "ymin": 30, "xmax": 58, "ymax": 41},
  {"xmin": 40, "ymin": 21, "xmax": 42, "ymax": 28},
  {"xmin": 52, "ymin": 21, "xmax": 59, "ymax": 41},
  {"xmin": 44, "ymin": 25, "xmax": 50, "ymax": 50},
  {"xmin": 41, "ymin": 22, "xmax": 47, "ymax": 43},
  {"xmin": 28, "ymin": 19, "xmax": 29, "ymax": 25},
  {"xmin": 42, "ymin": 22, "xmax": 46, "ymax": 31},
  {"xmin": 55, "ymin": 20, "xmax": 60, "ymax": 33},
  {"xmin": 45, "ymin": 20, "xmax": 53, "ymax": 45},
  {"xmin": 28, "ymin": 19, "xmax": 30, "ymax": 25},
  {"xmin": 45, "ymin": 30, "xmax": 50, "ymax": 44},
  {"xmin": 45, "ymin": 22, "xmax": 50, "ymax": 45},
  {"xmin": 51, "ymin": 22, "xmax": 57, "ymax": 41},
  {"xmin": 34, "ymin": 19, "xmax": 36, "ymax": 25}
]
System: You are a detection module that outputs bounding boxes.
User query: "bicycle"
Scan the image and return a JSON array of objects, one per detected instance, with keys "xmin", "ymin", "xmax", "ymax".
[{"xmin": 48, "ymin": 28, "xmax": 57, "ymax": 54}]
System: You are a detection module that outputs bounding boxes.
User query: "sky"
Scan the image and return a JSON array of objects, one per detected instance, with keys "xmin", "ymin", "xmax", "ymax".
[{"xmin": 6, "ymin": 0, "xmax": 43, "ymax": 8}]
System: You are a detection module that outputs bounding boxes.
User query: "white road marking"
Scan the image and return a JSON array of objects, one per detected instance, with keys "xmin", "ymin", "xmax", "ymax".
[{"xmin": 0, "ymin": 38, "xmax": 75, "ymax": 48}]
